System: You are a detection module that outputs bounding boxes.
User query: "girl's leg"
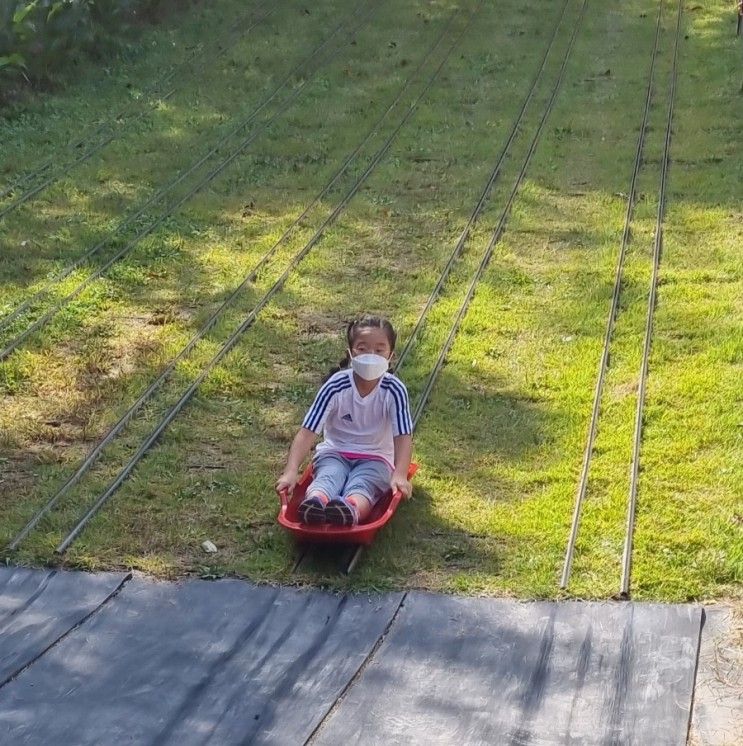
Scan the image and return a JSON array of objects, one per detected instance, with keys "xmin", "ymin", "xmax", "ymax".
[
  {"xmin": 326, "ymin": 459, "xmax": 391, "ymax": 526},
  {"xmin": 299, "ymin": 454, "xmax": 349, "ymax": 524},
  {"xmin": 306, "ymin": 453, "xmax": 350, "ymax": 501},
  {"xmin": 340, "ymin": 494, "xmax": 373, "ymax": 523}
]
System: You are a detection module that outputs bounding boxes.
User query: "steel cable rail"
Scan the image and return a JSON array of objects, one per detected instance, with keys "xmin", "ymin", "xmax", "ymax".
[
  {"xmin": 406, "ymin": 0, "xmax": 587, "ymax": 431},
  {"xmin": 0, "ymin": 0, "xmax": 274, "ymax": 206},
  {"xmin": 0, "ymin": 3, "xmax": 372, "ymax": 360},
  {"xmin": 620, "ymin": 0, "xmax": 683, "ymax": 597},
  {"xmin": 339, "ymin": 0, "xmax": 586, "ymax": 576},
  {"xmin": 50, "ymin": 4, "xmax": 480, "ymax": 555},
  {"xmin": 394, "ymin": 0, "xmax": 570, "ymax": 374},
  {"xmin": 0, "ymin": 1, "xmax": 367, "ymax": 336},
  {"xmin": 7, "ymin": 6, "xmax": 460, "ymax": 552},
  {"xmin": 559, "ymin": 0, "xmax": 665, "ymax": 590},
  {"xmin": 0, "ymin": 5, "xmax": 276, "ymax": 219}
]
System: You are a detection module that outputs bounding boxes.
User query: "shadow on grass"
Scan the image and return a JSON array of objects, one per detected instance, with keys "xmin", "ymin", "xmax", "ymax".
[
  {"xmin": 292, "ymin": 484, "xmax": 509, "ymax": 584},
  {"xmin": 249, "ymin": 355, "xmax": 550, "ymax": 587},
  {"xmin": 0, "ymin": 0, "xmax": 454, "ymax": 296}
]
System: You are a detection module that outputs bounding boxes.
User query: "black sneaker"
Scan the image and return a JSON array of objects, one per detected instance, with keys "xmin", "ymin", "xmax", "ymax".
[
  {"xmin": 325, "ymin": 497, "xmax": 358, "ymax": 527},
  {"xmin": 298, "ymin": 496, "xmax": 327, "ymax": 524}
]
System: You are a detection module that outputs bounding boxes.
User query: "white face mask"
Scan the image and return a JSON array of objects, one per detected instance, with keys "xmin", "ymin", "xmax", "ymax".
[{"xmin": 349, "ymin": 351, "xmax": 390, "ymax": 381}]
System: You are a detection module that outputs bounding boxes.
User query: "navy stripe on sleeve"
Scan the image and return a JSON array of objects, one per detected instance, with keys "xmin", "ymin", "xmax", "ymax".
[
  {"xmin": 302, "ymin": 376, "xmax": 352, "ymax": 433},
  {"xmin": 386, "ymin": 382, "xmax": 404, "ymax": 435},
  {"xmin": 381, "ymin": 376, "xmax": 413, "ymax": 436}
]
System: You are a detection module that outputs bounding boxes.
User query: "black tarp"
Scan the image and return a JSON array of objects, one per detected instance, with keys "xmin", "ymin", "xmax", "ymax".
[
  {"xmin": 0, "ymin": 568, "xmax": 704, "ymax": 745},
  {"xmin": 313, "ymin": 593, "xmax": 704, "ymax": 745},
  {"xmin": 0, "ymin": 566, "xmax": 128, "ymax": 685},
  {"xmin": 0, "ymin": 573, "xmax": 403, "ymax": 744}
]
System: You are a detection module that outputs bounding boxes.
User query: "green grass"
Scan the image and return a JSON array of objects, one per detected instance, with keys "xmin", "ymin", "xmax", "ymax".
[{"xmin": 1, "ymin": 0, "xmax": 740, "ymax": 602}]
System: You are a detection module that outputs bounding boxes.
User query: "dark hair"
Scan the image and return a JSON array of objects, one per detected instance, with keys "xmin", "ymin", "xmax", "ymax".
[{"xmin": 323, "ymin": 316, "xmax": 397, "ymax": 382}]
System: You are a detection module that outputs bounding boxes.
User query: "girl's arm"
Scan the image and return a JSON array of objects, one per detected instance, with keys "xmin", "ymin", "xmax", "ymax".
[
  {"xmin": 275, "ymin": 427, "xmax": 318, "ymax": 495},
  {"xmin": 391, "ymin": 433, "xmax": 413, "ymax": 498}
]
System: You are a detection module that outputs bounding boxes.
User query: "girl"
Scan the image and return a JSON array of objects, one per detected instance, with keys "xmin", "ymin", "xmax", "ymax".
[{"xmin": 275, "ymin": 316, "xmax": 413, "ymax": 526}]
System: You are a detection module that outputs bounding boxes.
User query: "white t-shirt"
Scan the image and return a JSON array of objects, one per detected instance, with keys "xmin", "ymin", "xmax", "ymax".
[{"xmin": 302, "ymin": 369, "xmax": 413, "ymax": 468}]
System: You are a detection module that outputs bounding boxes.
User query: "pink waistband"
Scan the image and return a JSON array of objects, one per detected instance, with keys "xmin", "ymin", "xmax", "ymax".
[{"xmin": 338, "ymin": 451, "xmax": 393, "ymax": 469}]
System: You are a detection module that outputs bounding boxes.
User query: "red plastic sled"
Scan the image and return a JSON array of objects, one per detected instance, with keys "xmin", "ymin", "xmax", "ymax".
[{"xmin": 278, "ymin": 462, "xmax": 418, "ymax": 546}]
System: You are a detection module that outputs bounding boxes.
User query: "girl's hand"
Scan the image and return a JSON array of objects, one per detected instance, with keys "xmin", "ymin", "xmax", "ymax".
[
  {"xmin": 275, "ymin": 472, "xmax": 297, "ymax": 497},
  {"xmin": 390, "ymin": 473, "xmax": 412, "ymax": 499}
]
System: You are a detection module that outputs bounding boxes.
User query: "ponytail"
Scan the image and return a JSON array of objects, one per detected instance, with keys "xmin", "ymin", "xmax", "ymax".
[{"xmin": 322, "ymin": 349, "xmax": 351, "ymax": 383}]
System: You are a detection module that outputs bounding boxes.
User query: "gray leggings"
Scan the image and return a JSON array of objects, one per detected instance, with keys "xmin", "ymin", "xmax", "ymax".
[{"xmin": 308, "ymin": 453, "xmax": 392, "ymax": 505}]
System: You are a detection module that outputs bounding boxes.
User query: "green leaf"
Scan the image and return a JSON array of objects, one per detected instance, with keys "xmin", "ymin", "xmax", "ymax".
[
  {"xmin": 12, "ymin": 2, "xmax": 38, "ymax": 25},
  {"xmin": 47, "ymin": 2, "xmax": 67, "ymax": 22},
  {"xmin": 0, "ymin": 52, "xmax": 27, "ymax": 70}
]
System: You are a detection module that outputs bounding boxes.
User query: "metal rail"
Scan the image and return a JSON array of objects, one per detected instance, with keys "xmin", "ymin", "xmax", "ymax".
[
  {"xmin": 559, "ymin": 0, "xmax": 665, "ymax": 590},
  {"xmin": 52, "ymin": 5, "xmax": 479, "ymax": 555},
  {"xmin": 394, "ymin": 0, "xmax": 571, "ymax": 374},
  {"xmin": 303, "ymin": 0, "xmax": 579, "ymax": 576},
  {"xmin": 0, "ymin": 83, "xmax": 175, "ymax": 218},
  {"xmin": 8, "ymin": 5, "xmax": 459, "ymax": 552},
  {"xmin": 335, "ymin": 0, "xmax": 582, "ymax": 576},
  {"xmin": 407, "ymin": 0, "xmax": 587, "ymax": 431},
  {"xmin": 620, "ymin": 0, "xmax": 683, "ymax": 597},
  {"xmin": 0, "ymin": 0, "xmax": 273, "ymax": 207},
  {"xmin": 0, "ymin": 4, "xmax": 371, "ymax": 359}
]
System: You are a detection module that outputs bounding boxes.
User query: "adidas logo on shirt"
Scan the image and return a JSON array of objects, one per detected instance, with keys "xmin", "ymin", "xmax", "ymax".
[{"xmin": 341, "ymin": 413, "xmax": 353, "ymax": 422}]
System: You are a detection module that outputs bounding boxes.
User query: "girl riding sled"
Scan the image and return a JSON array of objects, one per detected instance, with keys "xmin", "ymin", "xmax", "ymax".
[{"xmin": 275, "ymin": 316, "xmax": 413, "ymax": 526}]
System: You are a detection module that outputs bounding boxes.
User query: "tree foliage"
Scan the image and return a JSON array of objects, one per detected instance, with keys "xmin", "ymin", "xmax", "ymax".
[{"xmin": 0, "ymin": 0, "xmax": 167, "ymax": 85}]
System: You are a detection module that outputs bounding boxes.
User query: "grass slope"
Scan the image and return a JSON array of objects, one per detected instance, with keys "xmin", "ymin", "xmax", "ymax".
[{"xmin": 1, "ymin": 0, "xmax": 740, "ymax": 601}]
